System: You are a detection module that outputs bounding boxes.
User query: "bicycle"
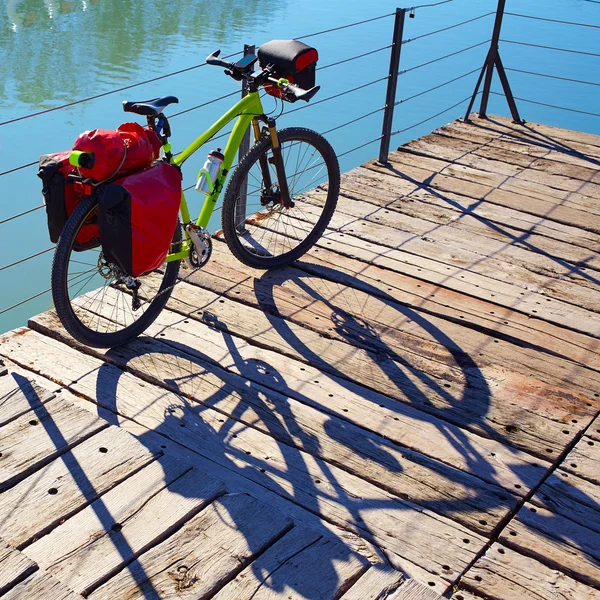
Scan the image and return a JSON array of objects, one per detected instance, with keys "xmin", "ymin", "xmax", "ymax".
[{"xmin": 51, "ymin": 45, "xmax": 340, "ymax": 348}]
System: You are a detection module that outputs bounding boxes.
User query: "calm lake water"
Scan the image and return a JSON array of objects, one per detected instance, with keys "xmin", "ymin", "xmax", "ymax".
[{"xmin": 1, "ymin": 0, "xmax": 599, "ymax": 333}]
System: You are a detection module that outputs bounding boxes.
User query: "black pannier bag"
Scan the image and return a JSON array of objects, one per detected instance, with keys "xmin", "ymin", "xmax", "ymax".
[
  {"xmin": 38, "ymin": 152, "xmax": 100, "ymax": 250},
  {"xmin": 258, "ymin": 40, "xmax": 318, "ymax": 98},
  {"xmin": 97, "ymin": 161, "xmax": 182, "ymax": 278}
]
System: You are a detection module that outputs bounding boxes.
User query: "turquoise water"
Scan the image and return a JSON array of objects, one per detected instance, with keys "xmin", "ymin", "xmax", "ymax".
[{"xmin": 0, "ymin": 0, "xmax": 599, "ymax": 333}]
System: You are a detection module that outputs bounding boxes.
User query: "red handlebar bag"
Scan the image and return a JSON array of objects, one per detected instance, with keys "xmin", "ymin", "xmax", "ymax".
[
  {"xmin": 73, "ymin": 122, "xmax": 162, "ymax": 182},
  {"xmin": 97, "ymin": 161, "xmax": 182, "ymax": 278}
]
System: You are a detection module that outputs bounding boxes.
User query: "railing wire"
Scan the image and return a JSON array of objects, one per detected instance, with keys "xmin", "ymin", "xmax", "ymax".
[
  {"xmin": 402, "ymin": 12, "xmax": 494, "ymax": 45},
  {"xmin": 506, "ymin": 13, "xmax": 600, "ymax": 29},
  {"xmin": 490, "ymin": 92, "xmax": 600, "ymax": 117},
  {"xmin": 506, "ymin": 68, "xmax": 600, "ymax": 87},
  {"xmin": 395, "ymin": 67, "xmax": 480, "ymax": 106},
  {"xmin": 501, "ymin": 39, "xmax": 600, "ymax": 57},
  {"xmin": 399, "ymin": 40, "xmax": 490, "ymax": 75}
]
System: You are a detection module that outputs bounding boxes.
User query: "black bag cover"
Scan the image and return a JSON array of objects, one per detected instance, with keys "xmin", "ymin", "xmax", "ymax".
[
  {"xmin": 258, "ymin": 40, "xmax": 318, "ymax": 96},
  {"xmin": 38, "ymin": 152, "xmax": 71, "ymax": 244},
  {"xmin": 38, "ymin": 151, "xmax": 100, "ymax": 250}
]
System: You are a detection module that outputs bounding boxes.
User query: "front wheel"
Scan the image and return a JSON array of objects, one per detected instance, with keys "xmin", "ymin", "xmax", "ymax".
[
  {"xmin": 51, "ymin": 194, "xmax": 181, "ymax": 348},
  {"xmin": 221, "ymin": 127, "xmax": 340, "ymax": 269}
]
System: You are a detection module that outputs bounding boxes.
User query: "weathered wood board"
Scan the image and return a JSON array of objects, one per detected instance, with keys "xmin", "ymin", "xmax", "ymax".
[
  {"xmin": 1, "ymin": 571, "xmax": 79, "ymax": 600},
  {"xmin": 0, "ymin": 395, "xmax": 107, "ymax": 491},
  {"xmin": 0, "ymin": 425, "xmax": 158, "ymax": 548},
  {"xmin": 459, "ymin": 543, "xmax": 600, "ymax": 600},
  {"xmin": 0, "ymin": 539, "xmax": 38, "ymax": 596},
  {"xmin": 89, "ymin": 493, "xmax": 294, "ymax": 600},
  {"xmin": 25, "ymin": 457, "xmax": 225, "ymax": 595},
  {"xmin": 0, "ymin": 327, "xmax": 488, "ymax": 590},
  {"xmin": 0, "ymin": 369, "xmax": 55, "ymax": 427},
  {"xmin": 212, "ymin": 526, "xmax": 370, "ymax": 599}
]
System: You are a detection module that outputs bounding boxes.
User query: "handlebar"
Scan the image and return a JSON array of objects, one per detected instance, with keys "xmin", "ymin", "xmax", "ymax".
[{"xmin": 206, "ymin": 49, "xmax": 320, "ymax": 103}]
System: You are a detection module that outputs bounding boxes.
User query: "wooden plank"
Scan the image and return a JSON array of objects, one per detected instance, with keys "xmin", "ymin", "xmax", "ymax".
[
  {"xmin": 0, "ymin": 426, "xmax": 158, "ymax": 548},
  {"xmin": 339, "ymin": 165, "xmax": 600, "ymax": 252},
  {"xmin": 314, "ymin": 225, "xmax": 600, "ymax": 339},
  {"xmin": 386, "ymin": 149, "xmax": 600, "ymax": 208},
  {"xmin": 118, "ymin": 276, "xmax": 598, "ymax": 460},
  {"xmin": 389, "ymin": 579, "xmax": 442, "ymax": 600},
  {"xmin": 365, "ymin": 159, "xmax": 600, "ymax": 233},
  {"xmin": 499, "ymin": 502, "xmax": 600, "ymax": 587},
  {"xmin": 89, "ymin": 493, "xmax": 294, "ymax": 600},
  {"xmin": 533, "ymin": 469, "xmax": 600, "ymax": 535},
  {"xmin": 0, "ymin": 540, "xmax": 38, "ymax": 596},
  {"xmin": 437, "ymin": 121, "xmax": 600, "ymax": 172},
  {"xmin": 459, "ymin": 542, "xmax": 599, "ymax": 600},
  {"xmin": 486, "ymin": 115, "xmax": 600, "ymax": 153},
  {"xmin": 199, "ymin": 242, "xmax": 600, "ymax": 397},
  {"xmin": 2, "ymin": 571, "xmax": 78, "ymax": 600},
  {"xmin": 0, "ymin": 370, "xmax": 55, "ymax": 427},
  {"xmin": 560, "ymin": 435, "xmax": 600, "ymax": 484},
  {"xmin": 588, "ymin": 414, "xmax": 600, "ymax": 443},
  {"xmin": 25, "ymin": 456, "xmax": 225, "ymax": 596},
  {"xmin": 212, "ymin": 526, "xmax": 369, "ymax": 599},
  {"xmin": 19, "ymin": 320, "xmax": 518, "ymax": 537},
  {"xmin": 293, "ymin": 239, "xmax": 600, "ymax": 371},
  {"xmin": 139, "ymin": 306, "xmax": 550, "ymax": 493},
  {"xmin": 1, "ymin": 329, "xmax": 486, "ymax": 588},
  {"xmin": 340, "ymin": 164, "xmax": 600, "ymax": 256},
  {"xmin": 420, "ymin": 127, "xmax": 600, "ymax": 184},
  {"xmin": 0, "ymin": 395, "xmax": 107, "ymax": 491},
  {"xmin": 340, "ymin": 564, "xmax": 404, "ymax": 600},
  {"xmin": 274, "ymin": 203, "xmax": 600, "ymax": 334},
  {"xmin": 403, "ymin": 134, "xmax": 600, "ymax": 193},
  {"xmin": 320, "ymin": 189, "xmax": 600, "ymax": 282}
]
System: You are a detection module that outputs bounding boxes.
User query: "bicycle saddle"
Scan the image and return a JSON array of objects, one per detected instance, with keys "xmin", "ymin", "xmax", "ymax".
[{"xmin": 122, "ymin": 96, "xmax": 179, "ymax": 116}]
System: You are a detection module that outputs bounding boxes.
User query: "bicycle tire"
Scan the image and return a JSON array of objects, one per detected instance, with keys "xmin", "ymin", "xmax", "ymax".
[
  {"xmin": 221, "ymin": 127, "xmax": 340, "ymax": 269},
  {"xmin": 51, "ymin": 194, "xmax": 181, "ymax": 348}
]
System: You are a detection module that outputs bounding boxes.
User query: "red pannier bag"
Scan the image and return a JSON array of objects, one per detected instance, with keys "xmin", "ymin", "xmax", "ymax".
[
  {"xmin": 258, "ymin": 40, "xmax": 318, "ymax": 99},
  {"xmin": 38, "ymin": 151, "xmax": 100, "ymax": 250},
  {"xmin": 96, "ymin": 161, "xmax": 182, "ymax": 277},
  {"xmin": 72, "ymin": 122, "xmax": 162, "ymax": 182}
]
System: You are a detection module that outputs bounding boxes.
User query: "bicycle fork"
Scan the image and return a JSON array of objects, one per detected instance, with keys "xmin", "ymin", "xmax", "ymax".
[{"xmin": 254, "ymin": 117, "xmax": 294, "ymax": 209}]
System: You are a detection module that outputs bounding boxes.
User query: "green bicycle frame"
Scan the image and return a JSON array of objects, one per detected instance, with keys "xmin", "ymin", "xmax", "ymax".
[{"xmin": 164, "ymin": 90, "xmax": 265, "ymax": 263}]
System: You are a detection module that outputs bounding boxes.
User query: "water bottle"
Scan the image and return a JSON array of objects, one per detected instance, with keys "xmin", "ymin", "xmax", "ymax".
[{"xmin": 195, "ymin": 149, "xmax": 224, "ymax": 195}]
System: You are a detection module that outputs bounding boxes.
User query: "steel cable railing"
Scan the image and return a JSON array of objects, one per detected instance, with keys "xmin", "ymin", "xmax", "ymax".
[
  {"xmin": 394, "ymin": 67, "xmax": 481, "ymax": 106},
  {"xmin": 500, "ymin": 40, "xmax": 600, "ymax": 57},
  {"xmin": 489, "ymin": 92, "xmax": 600, "ymax": 118},
  {"xmin": 402, "ymin": 12, "xmax": 494, "ymax": 46},
  {"xmin": 399, "ymin": 40, "xmax": 490, "ymax": 76},
  {"xmin": 505, "ymin": 68, "xmax": 600, "ymax": 88},
  {"xmin": 505, "ymin": 13, "xmax": 600, "ymax": 29}
]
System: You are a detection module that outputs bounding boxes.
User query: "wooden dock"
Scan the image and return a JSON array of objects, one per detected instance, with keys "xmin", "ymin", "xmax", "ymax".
[{"xmin": 1, "ymin": 114, "xmax": 599, "ymax": 599}]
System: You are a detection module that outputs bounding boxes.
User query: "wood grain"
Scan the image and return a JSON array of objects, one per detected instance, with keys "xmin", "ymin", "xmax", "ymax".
[
  {"xmin": 213, "ymin": 526, "xmax": 369, "ymax": 599},
  {"xmin": 0, "ymin": 426, "xmax": 158, "ymax": 548},
  {"xmin": 0, "ymin": 539, "xmax": 37, "ymax": 596},
  {"xmin": 460, "ymin": 542, "xmax": 599, "ymax": 600},
  {"xmin": 1, "ymin": 571, "xmax": 78, "ymax": 600},
  {"xmin": 25, "ymin": 456, "xmax": 225, "ymax": 595},
  {"xmin": 0, "ymin": 395, "xmax": 106, "ymax": 491},
  {"xmin": 89, "ymin": 493, "xmax": 293, "ymax": 600}
]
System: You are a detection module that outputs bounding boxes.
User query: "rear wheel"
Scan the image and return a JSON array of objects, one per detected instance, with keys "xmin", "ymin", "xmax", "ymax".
[
  {"xmin": 221, "ymin": 127, "xmax": 340, "ymax": 269},
  {"xmin": 51, "ymin": 195, "xmax": 181, "ymax": 348}
]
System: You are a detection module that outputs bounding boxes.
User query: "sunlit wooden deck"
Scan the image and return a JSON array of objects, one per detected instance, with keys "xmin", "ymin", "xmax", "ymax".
[{"xmin": 1, "ymin": 115, "xmax": 599, "ymax": 599}]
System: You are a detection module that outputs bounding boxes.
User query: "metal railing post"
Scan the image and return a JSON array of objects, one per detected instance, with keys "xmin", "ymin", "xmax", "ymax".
[
  {"xmin": 464, "ymin": 0, "xmax": 522, "ymax": 123},
  {"xmin": 236, "ymin": 43, "xmax": 255, "ymax": 230},
  {"xmin": 378, "ymin": 8, "xmax": 406, "ymax": 165}
]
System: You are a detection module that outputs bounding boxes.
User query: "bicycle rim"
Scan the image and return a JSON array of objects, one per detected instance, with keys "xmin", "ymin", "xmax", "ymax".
[
  {"xmin": 52, "ymin": 196, "xmax": 180, "ymax": 346},
  {"xmin": 223, "ymin": 127, "xmax": 339, "ymax": 268}
]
